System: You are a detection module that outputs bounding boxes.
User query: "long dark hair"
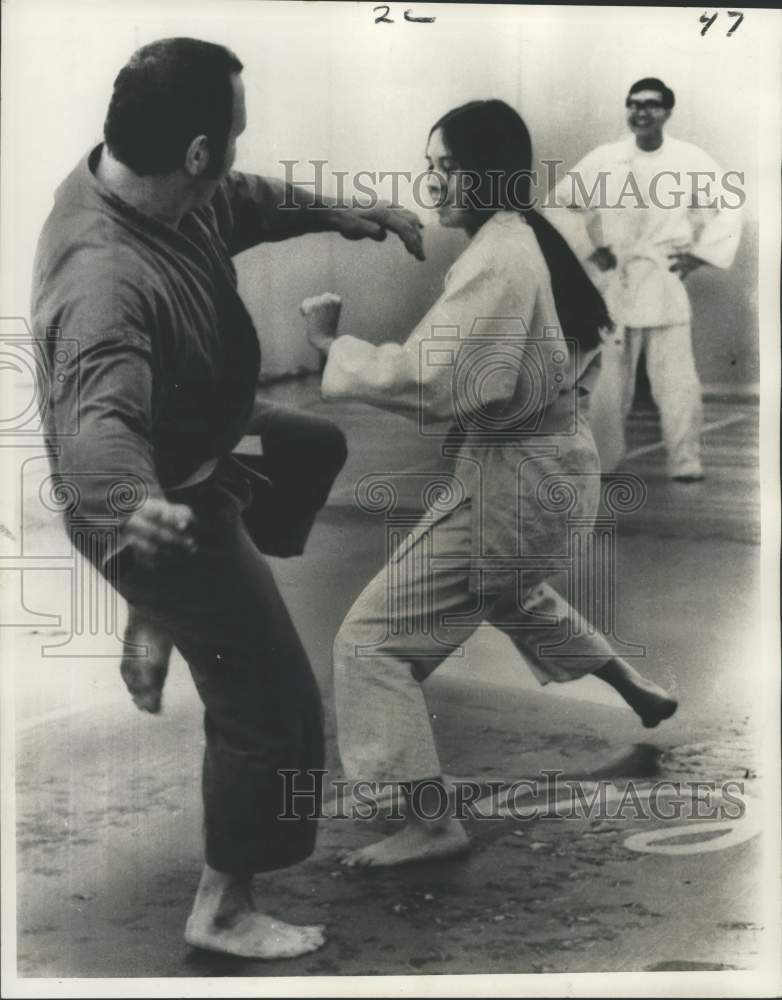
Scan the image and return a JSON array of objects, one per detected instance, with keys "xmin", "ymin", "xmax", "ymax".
[{"xmin": 431, "ymin": 99, "xmax": 612, "ymax": 351}]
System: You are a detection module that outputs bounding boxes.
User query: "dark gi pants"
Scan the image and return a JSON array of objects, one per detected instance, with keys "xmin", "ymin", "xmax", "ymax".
[{"xmin": 117, "ymin": 408, "xmax": 347, "ymax": 874}]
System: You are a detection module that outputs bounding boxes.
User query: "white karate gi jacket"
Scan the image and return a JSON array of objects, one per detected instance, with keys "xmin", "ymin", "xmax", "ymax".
[
  {"xmin": 545, "ymin": 135, "xmax": 743, "ymax": 328},
  {"xmin": 322, "ymin": 211, "xmax": 602, "ymax": 595}
]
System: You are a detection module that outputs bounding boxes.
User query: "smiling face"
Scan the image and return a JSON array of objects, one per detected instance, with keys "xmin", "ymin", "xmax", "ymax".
[
  {"xmin": 424, "ymin": 127, "xmax": 476, "ymax": 231},
  {"xmin": 625, "ymin": 87, "xmax": 670, "ymax": 144}
]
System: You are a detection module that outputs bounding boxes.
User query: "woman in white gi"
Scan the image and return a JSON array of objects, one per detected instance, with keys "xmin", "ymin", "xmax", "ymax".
[{"xmin": 302, "ymin": 100, "xmax": 677, "ymax": 867}]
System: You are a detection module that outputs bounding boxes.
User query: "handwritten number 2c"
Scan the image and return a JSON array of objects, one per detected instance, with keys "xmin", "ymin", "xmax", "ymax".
[{"xmin": 373, "ymin": 6, "xmax": 436, "ymax": 24}]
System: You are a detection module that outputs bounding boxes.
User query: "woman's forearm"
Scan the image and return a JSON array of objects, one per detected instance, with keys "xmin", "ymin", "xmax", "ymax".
[{"xmin": 322, "ymin": 334, "xmax": 456, "ymax": 421}]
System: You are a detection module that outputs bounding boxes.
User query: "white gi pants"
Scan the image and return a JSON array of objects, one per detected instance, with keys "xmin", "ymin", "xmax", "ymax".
[
  {"xmin": 589, "ymin": 323, "xmax": 704, "ymax": 478},
  {"xmin": 333, "ymin": 502, "xmax": 616, "ymax": 784}
]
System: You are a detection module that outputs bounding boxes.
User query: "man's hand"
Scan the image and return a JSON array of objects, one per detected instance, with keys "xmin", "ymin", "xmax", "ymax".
[
  {"xmin": 588, "ymin": 246, "xmax": 618, "ymax": 272},
  {"xmin": 668, "ymin": 251, "xmax": 707, "ymax": 280},
  {"xmin": 122, "ymin": 498, "xmax": 198, "ymax": 570},
  {"xmin": 334, "ymin": 203, "xmax": 425, "ymax": 261},
  {"xmin": 301, "ymin": 293, "xmax": 342, "ymax": 354}
]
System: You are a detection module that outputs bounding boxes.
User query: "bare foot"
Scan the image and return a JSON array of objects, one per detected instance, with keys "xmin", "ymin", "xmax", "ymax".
[
  {"xmin": 595, "ymin": 659, "xmax": 678, "ymax": 728},
  {"xmin": 120, "ymin": 611, "xmax": 173, "ymax": 714},
  {"xmin": 185, "ymin": 911, "xmax": 325, "ymax": 960},
  {"xmin": 340, "ymin": 819, "xmax": 469, "ymax": 868},
  {"xmin": 637, "ymin": 686, "xmax": 678, "ymax": 728},
  {"xmin": 185, "ymin": 864, "xmax": 325, "ymax": 960},
  {"xmin": 300, "ymin": 292, "xmax": 342, "ymax": 353},
  {"xmin": 615, "ymin": 671, "xmax": 678, "ymax": 727}
]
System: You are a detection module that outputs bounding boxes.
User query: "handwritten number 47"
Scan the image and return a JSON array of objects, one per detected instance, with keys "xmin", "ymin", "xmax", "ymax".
[{"xmin": 700, "ymin": 10, "xmax": 744, "ymax": 36}]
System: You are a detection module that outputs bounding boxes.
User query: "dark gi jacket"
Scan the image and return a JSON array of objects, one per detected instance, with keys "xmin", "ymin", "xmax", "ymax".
[{"xmin": 32, "ymin": 144, "xmax": 328, "ymax": 567}]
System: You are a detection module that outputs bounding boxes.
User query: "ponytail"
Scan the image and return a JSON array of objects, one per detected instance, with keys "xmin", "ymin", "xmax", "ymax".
[{"xmin": 524, "ymin": 209, "xmax": 613, "ymax": 353}]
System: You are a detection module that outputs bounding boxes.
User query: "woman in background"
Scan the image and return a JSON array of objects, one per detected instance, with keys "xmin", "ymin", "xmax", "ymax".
[{"xmin": 302, "ymin": 100, "xmax": 678, "ymax": 868}]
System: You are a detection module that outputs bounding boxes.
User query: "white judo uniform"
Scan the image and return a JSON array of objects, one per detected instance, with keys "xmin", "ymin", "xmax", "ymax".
[
  {"xmin": 547, "ymin": 134, "xmax": 742, "ymax": 477},
  {"xmin": 321, "ymin": 212, "xmax": 615, "ymax": 784}
]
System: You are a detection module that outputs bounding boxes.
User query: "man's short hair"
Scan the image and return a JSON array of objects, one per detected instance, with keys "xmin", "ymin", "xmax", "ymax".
[
  {"xmin": 104, "ymin": 37, "xmax": 243, "ymax": 176},
  {"xmin": 627, "ymin": 77, "xmax": 675, "ymax": 110}
]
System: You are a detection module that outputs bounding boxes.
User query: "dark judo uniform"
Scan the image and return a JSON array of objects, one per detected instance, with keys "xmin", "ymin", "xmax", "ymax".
[{"xmin": 32, "ymin": 145, "xmax": 345, "ymax": 873}]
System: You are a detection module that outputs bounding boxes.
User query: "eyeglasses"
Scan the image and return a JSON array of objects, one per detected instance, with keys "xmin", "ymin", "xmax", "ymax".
[{"xmin": 625, "ymin": 98, "xmax": 665, "ymax": 112}]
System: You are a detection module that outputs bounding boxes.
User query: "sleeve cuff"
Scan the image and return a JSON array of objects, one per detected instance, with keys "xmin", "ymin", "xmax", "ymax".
[{"xmin": 321, "ymin": 335, "xmax": 378, "ymax": 400}]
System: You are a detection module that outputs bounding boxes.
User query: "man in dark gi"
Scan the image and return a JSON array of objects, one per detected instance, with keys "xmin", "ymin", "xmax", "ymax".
[{"xmin": 31, "ymin": 37, "xmax": 423, "ymax": 960}]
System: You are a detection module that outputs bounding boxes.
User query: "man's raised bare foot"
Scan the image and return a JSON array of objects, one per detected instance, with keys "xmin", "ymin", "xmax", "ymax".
[
  {"xmin": 184, "ymin": 864, "xmax": 325, "ymax": 960},
  {"xmin": 120, "ymin": 609, "xmax": 173, "ymax": 714},
  {"xmin": 340, "ymin": 818, "xmax": 469, "ymax": 868}
]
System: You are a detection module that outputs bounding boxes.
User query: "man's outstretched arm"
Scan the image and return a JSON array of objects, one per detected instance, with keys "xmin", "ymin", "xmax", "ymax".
[{"xmin": 216, "ymin": 171, "xmax": 425, "ymax": 260}]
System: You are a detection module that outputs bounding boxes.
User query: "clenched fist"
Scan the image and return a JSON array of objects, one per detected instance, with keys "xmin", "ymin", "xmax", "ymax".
[{"xmin": 301, "ymin": 293, "xmax": 343, "ymax": 354}]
